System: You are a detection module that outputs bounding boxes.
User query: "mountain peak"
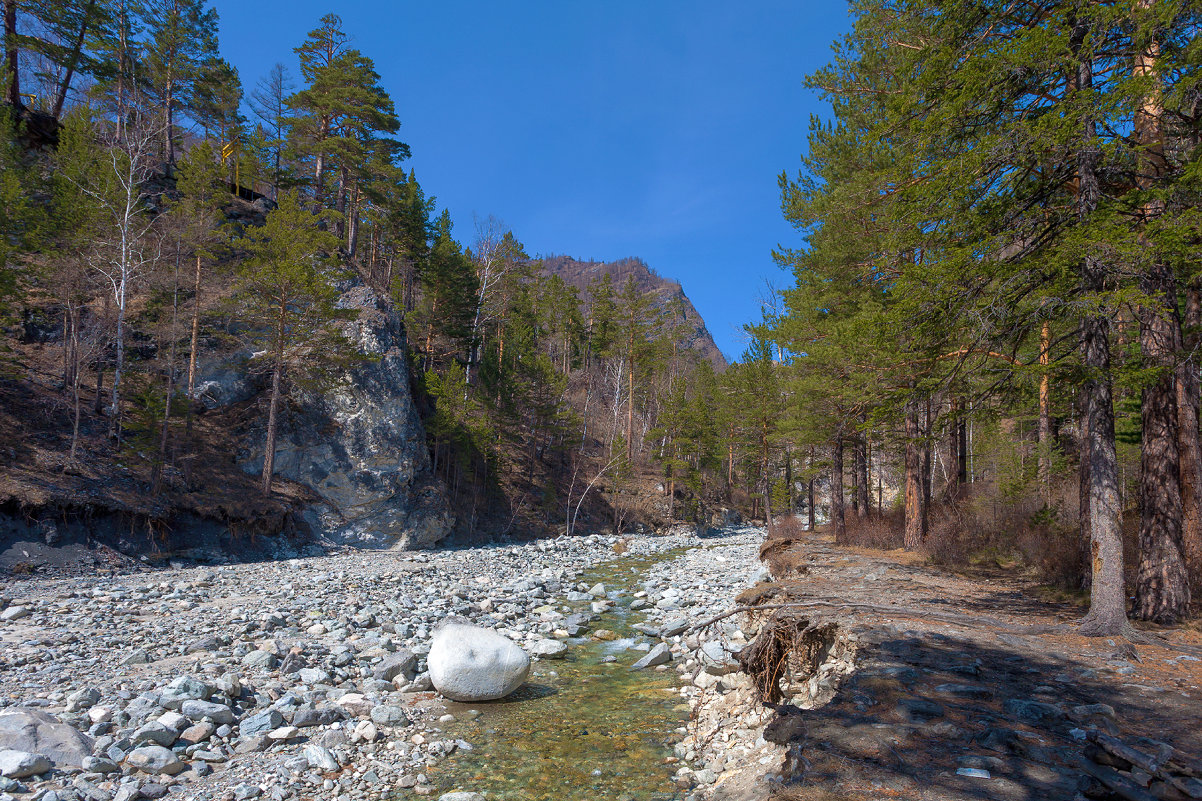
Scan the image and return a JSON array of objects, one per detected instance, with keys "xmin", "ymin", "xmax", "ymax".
[{"xmin": 540, "ymin": 255, "xmax": 728, "ymax": 371}]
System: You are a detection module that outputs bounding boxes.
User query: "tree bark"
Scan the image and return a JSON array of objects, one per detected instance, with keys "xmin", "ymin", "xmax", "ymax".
[
  {"xmin": 854, "ymin": 432, "xmax": 869, "ymax": 518},
  {"xmin": 807, "ymin": 448, "xmax": 815, "ymax": 533},
  {"xmin": 1181, "ymin": 286, "xmax": 1202, "ymax": 593},
  {"xmin": 4, "ymin": 0, "xmax": 18, "ymax": 108},
  {"xmin": 1079, "ymin": 384, "xmax": 1093, "ymax": 586},
  {"xmin": 831, "ymin": 431, "xmax": 846, "ymax": 544},
  {"xmin": 1129, "ymin": 0, "xmax": 1191, "ymax": 623},
  {"xmin": 1075, "ymin": 17, "xmax": 1128, "ymax": 637},
  {"xmin": 957, "ymin": 417, "xmax": 968, "ymax": 485},
  {"xmin": 261, "ymin": 299, "xmax": 287, "ymax": 497},
  {"xmin": 1133, "ymin": 272, "xmax": 1190, "ymax": 623},
  {"xmin": 904, "ymin": 399, "xmax": 924, "ymax": 549},
  {"xmin": 52, "ymin": 0, "xmax": 96, "ymax": 119},
  {"xmin": 1039, "ymin": 321, "xmax": 1053, "ymax": 500},
  {"xmin": 921, "ymin": 398, "xmax": 932, "ymax": 537}
]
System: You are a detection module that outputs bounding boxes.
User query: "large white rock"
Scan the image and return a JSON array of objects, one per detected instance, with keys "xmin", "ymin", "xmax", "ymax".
[{"xmin": 427, "ymin": 620, "xmax": 530, "ymax": 702}]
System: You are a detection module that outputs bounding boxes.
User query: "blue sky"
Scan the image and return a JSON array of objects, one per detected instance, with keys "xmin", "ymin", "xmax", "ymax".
[{"xmin": 211, "ymin": 1, "xmax": 853, "ymax": 362}]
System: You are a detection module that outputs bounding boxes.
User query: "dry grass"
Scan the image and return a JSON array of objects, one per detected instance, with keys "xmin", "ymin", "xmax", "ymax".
[{"xmin": 841, "ymin": 508, "xmax": 904, "ymax": 550}]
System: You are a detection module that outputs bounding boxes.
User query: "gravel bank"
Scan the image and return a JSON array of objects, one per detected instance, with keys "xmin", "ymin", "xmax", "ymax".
[{"xmin": 0, "ymin": 526, "xmax": 766, "ymax": 801}]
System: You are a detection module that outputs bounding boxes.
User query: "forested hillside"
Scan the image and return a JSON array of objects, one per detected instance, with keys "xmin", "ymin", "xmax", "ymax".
[
  {"xmin": 746, "ymin": 0, "xmax": 1202, "ymax": 634},
  {"xmin": 0, "ymin": 2, "xmax": 781, "ymax": 560}
]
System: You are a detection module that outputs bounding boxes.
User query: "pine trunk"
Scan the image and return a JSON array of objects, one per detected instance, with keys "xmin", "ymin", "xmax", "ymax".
[
  {"xmin": 854, "ymin": 434, "xmax": 869, "ymax": 518},
  {"xmin": 52, "ymin": 0, "xmax": 95, "ymax": 119},
  {"xmin": 1130, "ymin": 0, "xmax": 1190, "ymax": 623},
  {"xmin": 4, "ymin": 0, "xmax": 18, "ymax": 107},
  {"xmin": 1181, "ymin": 287, "xmax": 1202, "ymax": 592},
  {"xmin": 904, "ymin": 401, "xmax": 923, "ymax": 549},
  {"xmin": 1039, "ymin": 321, "xmax": 1053, "ymax": 499},
  {"xmin": 831, "ymin": 432, "xmax": 846, "ymax": 544},
  {"xmin": 261, "ymin": 301, "xmax": 287, "ymax": 497},
  {"xmin": 1075, "ymin": 21, "xmax": 1128, "ymax": 636},
  {"xmin": 261, "ymin": 361, "xmax": 281, "ymax": 497},
  {"xmin": 1133, "ymin": 264, "xmax": 1191, "ymax": 622}
]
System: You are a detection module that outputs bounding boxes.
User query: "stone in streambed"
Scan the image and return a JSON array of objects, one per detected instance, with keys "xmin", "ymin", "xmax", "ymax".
[
  {"xmin": 528, "ymin": 640, "xmax": 567, "ymax": 660},
  {"xmin": 0, "ymin": 708, "xmax": 93, "ymax": 769},
  {"xmin": 0, "ymin": 749, "xmax": 50, "ymax": 779},
  {"xmin": 631, "ymin": 643, "xmax": 672, "ymax": 670},
  {"xmin": 125, "ymin": 745, "xmax": 186, "ymax": 775},
  {"xmin": 427, "ymin": 620, "xmax": 530, "ymax": 702}
]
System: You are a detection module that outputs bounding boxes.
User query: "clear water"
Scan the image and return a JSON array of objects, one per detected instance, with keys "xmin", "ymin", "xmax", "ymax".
[{"xmin": 405, "ymin": 550, "xmax": 691, "ymax": 801}]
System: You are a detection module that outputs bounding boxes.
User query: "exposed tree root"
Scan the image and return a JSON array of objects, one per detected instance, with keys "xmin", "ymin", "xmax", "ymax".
[{"xmin": 736, "ymin": 609, "xmax": 839, "ymax": 705}]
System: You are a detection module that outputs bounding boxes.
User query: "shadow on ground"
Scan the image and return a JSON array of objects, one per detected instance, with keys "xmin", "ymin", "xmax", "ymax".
[{"xmin": 769, "ymin": 628, "xmax": 1201, "ymax": 801}]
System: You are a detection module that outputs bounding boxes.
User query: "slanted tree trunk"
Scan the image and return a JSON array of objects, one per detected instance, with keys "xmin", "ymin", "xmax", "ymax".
[
  {"xmin": 4, "ymin": 0, "xmax": 18, "ymax": 108},
  {"xmin": 831, "ymin": 430, "xmax": 846, "ymax": 544},
  {"xmin": 52, "ymin": 0, "xmax": 96, "ymax": 119},
  {"xmin": 904, "ymin": 400, "xmax": 924, "ymax": 549},
  {"xmin": 261, "ymin": 299, "xmax": 287, "ymax": 497}
]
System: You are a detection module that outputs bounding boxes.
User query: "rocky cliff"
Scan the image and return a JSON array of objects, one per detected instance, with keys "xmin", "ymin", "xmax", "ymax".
[{"xmin": 227, "ymin": 284, "xmax": 452, "ymax": 550}]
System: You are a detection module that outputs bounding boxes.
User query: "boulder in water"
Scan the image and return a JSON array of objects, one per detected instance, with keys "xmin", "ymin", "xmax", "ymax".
[{"xmin": 427, "ymin": 620, "xmax": 530, "ymax": 702}]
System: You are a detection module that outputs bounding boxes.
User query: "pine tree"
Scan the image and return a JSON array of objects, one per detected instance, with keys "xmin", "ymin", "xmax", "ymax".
[
  {"xmin": 138, "ymin": 0, "xmax": 219, "ymax": 166},
  {"xmin": 233, "ymin": 191, "xmax": 351, "ymax": 496}
]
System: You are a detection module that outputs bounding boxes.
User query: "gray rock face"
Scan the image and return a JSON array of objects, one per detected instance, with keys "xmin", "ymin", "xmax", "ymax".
[
  {"xmin": 0, "ymin": 709, "xmax": 93, "ymax": 769},
  {"xmin": 236, "ymin": 284, "xmax": 453, "ymax": 549},
  {"xmin": 0, "ymin": 749, "xmax": 51, "ymax": 778},
  {"xmin": 427, "ymin": 621, "xmax": 531, "ymax": 702}
]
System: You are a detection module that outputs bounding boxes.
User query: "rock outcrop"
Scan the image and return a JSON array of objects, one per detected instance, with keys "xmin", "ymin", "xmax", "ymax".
[{"xmin": 231, "ymin": 283, "xmax": 452, "ymax": 549}]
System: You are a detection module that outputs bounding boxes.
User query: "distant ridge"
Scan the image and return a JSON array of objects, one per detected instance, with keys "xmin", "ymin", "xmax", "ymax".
[{"xmin": 540, "ymin": 255, "xmax": 728, "ymax": 370}]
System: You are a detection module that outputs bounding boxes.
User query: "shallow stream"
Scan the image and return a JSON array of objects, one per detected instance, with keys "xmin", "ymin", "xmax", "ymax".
[{"xmin": 404, "ymin": 549, "xmax": 692, "ymax": 800}]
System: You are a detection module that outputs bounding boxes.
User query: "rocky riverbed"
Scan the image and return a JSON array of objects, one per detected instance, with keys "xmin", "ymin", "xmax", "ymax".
[{"xmin": 0, "ymin": 526, "xmax": 768, "ymax": 801}]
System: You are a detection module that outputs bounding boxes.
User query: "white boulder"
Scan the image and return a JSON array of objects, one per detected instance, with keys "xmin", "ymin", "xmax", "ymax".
[{"xmin": 427, "ymin": 620, "xmax": 530, "ymax": 702}]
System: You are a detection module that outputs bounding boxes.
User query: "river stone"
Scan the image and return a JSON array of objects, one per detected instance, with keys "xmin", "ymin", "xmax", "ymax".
[
  {"xmin": 438, "ymin": 794, "xmax": 486, "ymax": 801},
  {"xmin": 241, "ymin": 650, "xmax": 278, "ymax": 670},
  {"xmin": 125, "ymin": 745, "xmax": 186, "ymax": 775},
  {"xmin": 302, "ymin": 744, "xmax": 340, "ymax": 773},
  {"xmin": 180, "ymin": 700, "xmax": 235, "ymax": 725},
  {"xmin": 0, "ymin": 708, "xmax": 94, "ymax": 769},
  {"xmin": 631, "ymin": 643, "xmax": 672, "ymax": 670},
  {"xmin": 0, "ymin": 749, "xmax": 51, "ymax": 779},
  {"xmin": 427, "ymin": 620, "xmax": 530, "ymax": 702},
  {"xmin": 369, "ymin": 706, "xmax": 410, "ymax": 727},
  {"xmin": 528, "ymin": 640, "xmax": 567, "ymax": 659},
  {"xmin": 372, "ymin": 650, "xmax": 417, "ymax": 682},
  {"xmin": 240, "ymin": 710, "xmax": 284, "ymax": 737}
]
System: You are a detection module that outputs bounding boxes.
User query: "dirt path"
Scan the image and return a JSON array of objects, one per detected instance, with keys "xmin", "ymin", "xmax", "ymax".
[{"xmin": 720, "ymin": 530, "xmax": 1202, "ymax": 801}]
